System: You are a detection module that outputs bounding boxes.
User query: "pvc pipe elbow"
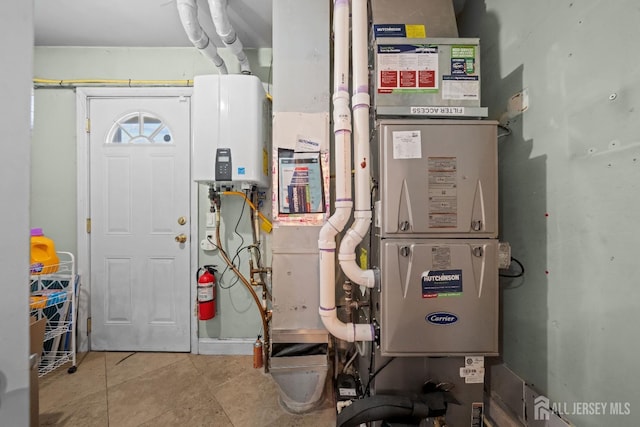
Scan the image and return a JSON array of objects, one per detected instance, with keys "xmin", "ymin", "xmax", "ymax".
[
  {"xmin": 339, "ymin": 229, "xmax": 360, "ymax": 254},
  {"xmin": 318, "ymin": 223, "xmax": 338, "ymax": 249},
  {"xmin": 352, "ymin": 212, "xmax": 372, "ymax": 237},
  {"xmin": 339, "ymin": 257, "xmax": 376, "ymax": 288},
  {"xmin": 319, "ymin": 310, "xmax": 374, "ymax": 342},
  {"xmin": 328, "ymin": 203, "xmax": 352, "ymax": 232},
  {"xmin": 337, "ymin": 218, "xmax": 370, "ymax": 254}
]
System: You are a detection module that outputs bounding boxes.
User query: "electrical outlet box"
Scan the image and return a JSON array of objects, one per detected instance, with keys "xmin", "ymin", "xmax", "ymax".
[
  {"xmin": 205, "ymin": 212, "xmax": 216, "ymax": 228},
  {"xmin": 200, "ymin": 229, "xmax": 216, "ymax": 251}
]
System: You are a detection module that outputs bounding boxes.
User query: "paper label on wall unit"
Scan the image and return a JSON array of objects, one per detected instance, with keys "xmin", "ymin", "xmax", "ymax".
[
  {"xmin": 428, "ymin": 157, "xmax": 458, "ymax": 228},
  {"xmin": 442, "ymin": 76, "xmax": 479, "ymax": 100},
  {"xmin": 392, "ymin": 130, "xmax": 422, "ymax": 159},
  {"xmin": 410, "ymin": 106, "xmax": 465, "ymax": 115},
  {"xmin": 338, "ymin": 387, "xmax": 357, "ymax": 397},
  {"xmin": 431, "ymin": 246, "xmax": 451, "ymax": 270},
  {"xmin": 465, "ymin": 356, "xmax": 485, "ymax": 369},
  {"xmin": 295, "ymin": 135, "xmax": 321, "ymax": 152},
  {"xmin": 461, "ymin": 359, "xmax": 486, "ymax": 383},
  {"xmin": 460, "ymin": 366, "xmax": 485, "ymax": 383},
  {"xmin": 444, "ymin": 45, "xmax": 479, "ymax": 100},
  {"xmin": 451, "ymin": 45, "xmax": 476, "ymax": 74},
  {"xmin": 405, "ymin": 24, "xmax": 427, "ymax": 38},
  {"xmin": 377, "ymin": 44, "xmax": 438, "ymax": 94},
  {"xmin": 471, "ymin": 402, "xmax": 484, "ymax": 427}
]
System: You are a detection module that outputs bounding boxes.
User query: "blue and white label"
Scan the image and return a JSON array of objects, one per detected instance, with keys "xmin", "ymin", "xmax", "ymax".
[
  {"xmin": 374, "ymin": 24, "xmax": 406, "ymax": 38},
  {"xmin": 422, "ymin": 269, "xmax": 463, "ymax": 298},
  {"xmin": 451, "ymin": 58, "xmax": 467, "ymax": 75},
  {"xmin": 426, "ymin": 312, "xmax": 459, "ymax": 325},
  {"xmin": 237, "ymin": 167, "xmax": 246, "ymax": 175}
]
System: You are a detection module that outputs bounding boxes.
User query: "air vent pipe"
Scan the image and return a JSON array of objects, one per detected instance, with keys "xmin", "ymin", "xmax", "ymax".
[
  {"xmin": 318, "ymin": 0, "xmax": 374, "ymax": 343},
  {"xmin": 208, "ymin": 0, "xmax": 251, "ymax": 74},
  {"xmin": 177, "ymin": 0, "xmax": 228, "ymax": 74},
  {"xmin": 338, "ymin": 0, "xmax": 376, "ymax": 289}
]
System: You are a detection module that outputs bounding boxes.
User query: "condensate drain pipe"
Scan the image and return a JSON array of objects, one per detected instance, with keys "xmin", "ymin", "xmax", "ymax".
[
  {"xmin": 338, "ymin": 0, "xmax": 376, "ymax": 289},
  {"xmin": 318, "ymin": 0, "xmax": 374, "ymax": 343},
  {"xmin": 176, "ymin": 0, "xmax": 228, "ymax": 74}
]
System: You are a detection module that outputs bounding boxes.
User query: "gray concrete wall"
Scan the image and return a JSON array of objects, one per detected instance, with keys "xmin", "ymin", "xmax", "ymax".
[{"xmin": 458, "ymin": 1, "xmax": 640, "ymax": 425}]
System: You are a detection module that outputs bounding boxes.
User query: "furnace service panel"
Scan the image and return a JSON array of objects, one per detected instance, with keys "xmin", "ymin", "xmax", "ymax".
[
  {"xmin": 379, "ymin": 239, "xmax": 499, "ymax": 356},
  {"xmin": 377, "ymin": 120, "xmax": 498, "ymax": 239}
]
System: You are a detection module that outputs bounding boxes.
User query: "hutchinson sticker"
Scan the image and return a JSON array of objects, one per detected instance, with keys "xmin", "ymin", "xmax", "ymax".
[
  {"xmin": 426, "ymin": 311, "xmax": 458, "ymax": 325},
  {"xmin": 422, "ymin": 269, "xmax": 462, "ymax": 298}
]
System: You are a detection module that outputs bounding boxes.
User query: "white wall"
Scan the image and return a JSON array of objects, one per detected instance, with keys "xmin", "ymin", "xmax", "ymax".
[
  {"xmin": 0, "ymin": 1, "xmax": 33, "ymax": 426},
  {"xmin": 33, "ymin": 47, "xmax": 272, "ymax": 341},
  {"xmin": 459, "ymin": 1, "xmax": 640, "ymax": 425}
]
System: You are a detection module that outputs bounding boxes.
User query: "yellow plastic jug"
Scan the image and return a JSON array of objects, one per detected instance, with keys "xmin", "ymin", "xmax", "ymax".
[{"xmin": 30, "ymin": 228, "xmax": 59, "ymax": 275}]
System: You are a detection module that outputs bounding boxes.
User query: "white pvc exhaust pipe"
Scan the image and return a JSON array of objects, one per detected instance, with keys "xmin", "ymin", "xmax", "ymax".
[
  {"xmin": 177, "ymin": 0, "xmax": 228, "ymax": 74},
  {"xmin": 318, "ymin": 0, "xmax": 374, "ymax": 343},
  {"xmin": 338, "ymin": 0, "xmax": 375, "ymax": 288},
  {"xmin": 208, "ymin": 0, "xmax": 251, "ymax": 74}
]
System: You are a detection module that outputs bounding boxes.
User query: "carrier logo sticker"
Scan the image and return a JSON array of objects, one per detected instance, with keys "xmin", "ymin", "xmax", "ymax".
[
  {"xmin": 426, "ymin": 312, "xmax": 459, "ymax": 325},
  {"xmin": 421, "ymin": 269, "xmax": 463, "ymax": 298}
]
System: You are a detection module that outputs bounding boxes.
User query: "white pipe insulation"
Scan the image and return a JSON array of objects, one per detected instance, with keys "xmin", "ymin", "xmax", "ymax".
[
  {"xmin": 207, "ymin": 0, "xmax": 251, "ymax": 74},
  {"xmin": 338, "ymin": 0, "xmax": 376, "ymax": 289},
  {"xmin": 318, "ymin": 0, "xmax": 374, "ymax": 343},
  {"xmin": 176, "ymin": 0, "xmax": 228, "ymax": 74}
]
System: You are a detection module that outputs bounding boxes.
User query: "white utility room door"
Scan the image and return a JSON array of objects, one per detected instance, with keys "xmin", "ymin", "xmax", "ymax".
[{"xmin": 89, "ymin": 96, "xmax": 191, "ymax": 351}]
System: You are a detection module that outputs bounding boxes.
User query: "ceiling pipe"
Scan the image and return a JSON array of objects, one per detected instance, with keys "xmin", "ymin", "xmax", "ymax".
[
  {"xmin": 318, "ymin": 0, "xmax": 375, "ymax": 343},
  {"xmin": 207, "ymin": 0, "xmax": 251, "ymax": 74},
  {"xmin": 338, "ymin": 0, "xmax": 376, "ymax": 290},
  {"xmin": 176, "ymin": 0, "xmax": 228, "ymax": 74}
]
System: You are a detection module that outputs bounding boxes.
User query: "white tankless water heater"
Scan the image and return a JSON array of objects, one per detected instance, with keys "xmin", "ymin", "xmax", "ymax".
[{"xmin": 192, "ymin": 74, "xmax": 270, "ymax": 188}]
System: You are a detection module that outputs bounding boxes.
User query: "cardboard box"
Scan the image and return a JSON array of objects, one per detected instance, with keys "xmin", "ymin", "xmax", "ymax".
[{"xmin": 30, "ymin": 317, "xmax": 46, "ymax": 427}]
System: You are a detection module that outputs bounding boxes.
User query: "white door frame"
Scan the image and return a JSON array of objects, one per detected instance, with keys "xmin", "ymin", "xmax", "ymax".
[{"xmin": 76, "ymin": 87, "xmax": 198, "ymax": 353}]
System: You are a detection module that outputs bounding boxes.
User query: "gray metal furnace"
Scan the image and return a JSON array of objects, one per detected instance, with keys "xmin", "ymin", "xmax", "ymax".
[
  {"xmin": 375, "ymin": 120, "xmax": 499, "ymax": 358},
  {"xmin": 362, "ymin": 119, "xmax": 501, "ymax": 426}
]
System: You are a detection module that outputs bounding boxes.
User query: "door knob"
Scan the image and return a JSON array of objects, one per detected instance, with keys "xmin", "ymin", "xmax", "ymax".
[{"xmin": 175, "ymin": 234, "xmax": 187, "ymax": 243}]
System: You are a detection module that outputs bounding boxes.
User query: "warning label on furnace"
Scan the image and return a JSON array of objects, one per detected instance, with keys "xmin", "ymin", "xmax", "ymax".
[
  {"xmin": 428, "ymin": 157, "xmax": 457, "ymax": 228},
  {"xmin": 431, "ymin": 247, "xmax": 451, "ymax": 270},
  {"xmin": 377, "ymin": 45, "xmax": 439, "ymax": 94},
  {"xmin": 422, "ymin": 269, "xmax": 463, "ymax": 298}
]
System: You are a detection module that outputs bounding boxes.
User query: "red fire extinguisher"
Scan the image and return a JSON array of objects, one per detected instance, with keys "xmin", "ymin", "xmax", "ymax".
[{"xmin": 197, "ymin": 265, "xmax": 216, "ymax": 320}]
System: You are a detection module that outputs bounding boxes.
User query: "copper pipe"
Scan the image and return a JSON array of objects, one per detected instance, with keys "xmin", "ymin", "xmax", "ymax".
[{"xmin": 215, "ymin": 210, "xmax": 271, "ymax": 372}]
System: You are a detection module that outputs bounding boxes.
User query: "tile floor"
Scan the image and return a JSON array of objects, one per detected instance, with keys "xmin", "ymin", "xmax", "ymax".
[{"xmin": 39, "ymin": 352, "xmax": 336, "ymax": 427}]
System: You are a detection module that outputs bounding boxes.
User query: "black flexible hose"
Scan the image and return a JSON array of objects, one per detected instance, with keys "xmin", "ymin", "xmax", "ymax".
[{"xmin": 337, "ymin": 394, "xmax": 448, "ymax": 427}]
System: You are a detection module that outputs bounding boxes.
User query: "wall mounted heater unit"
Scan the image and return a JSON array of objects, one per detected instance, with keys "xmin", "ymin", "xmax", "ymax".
[{"xmin": 192, "ymin": 74, "xmax": 270, "ymax": 188}]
